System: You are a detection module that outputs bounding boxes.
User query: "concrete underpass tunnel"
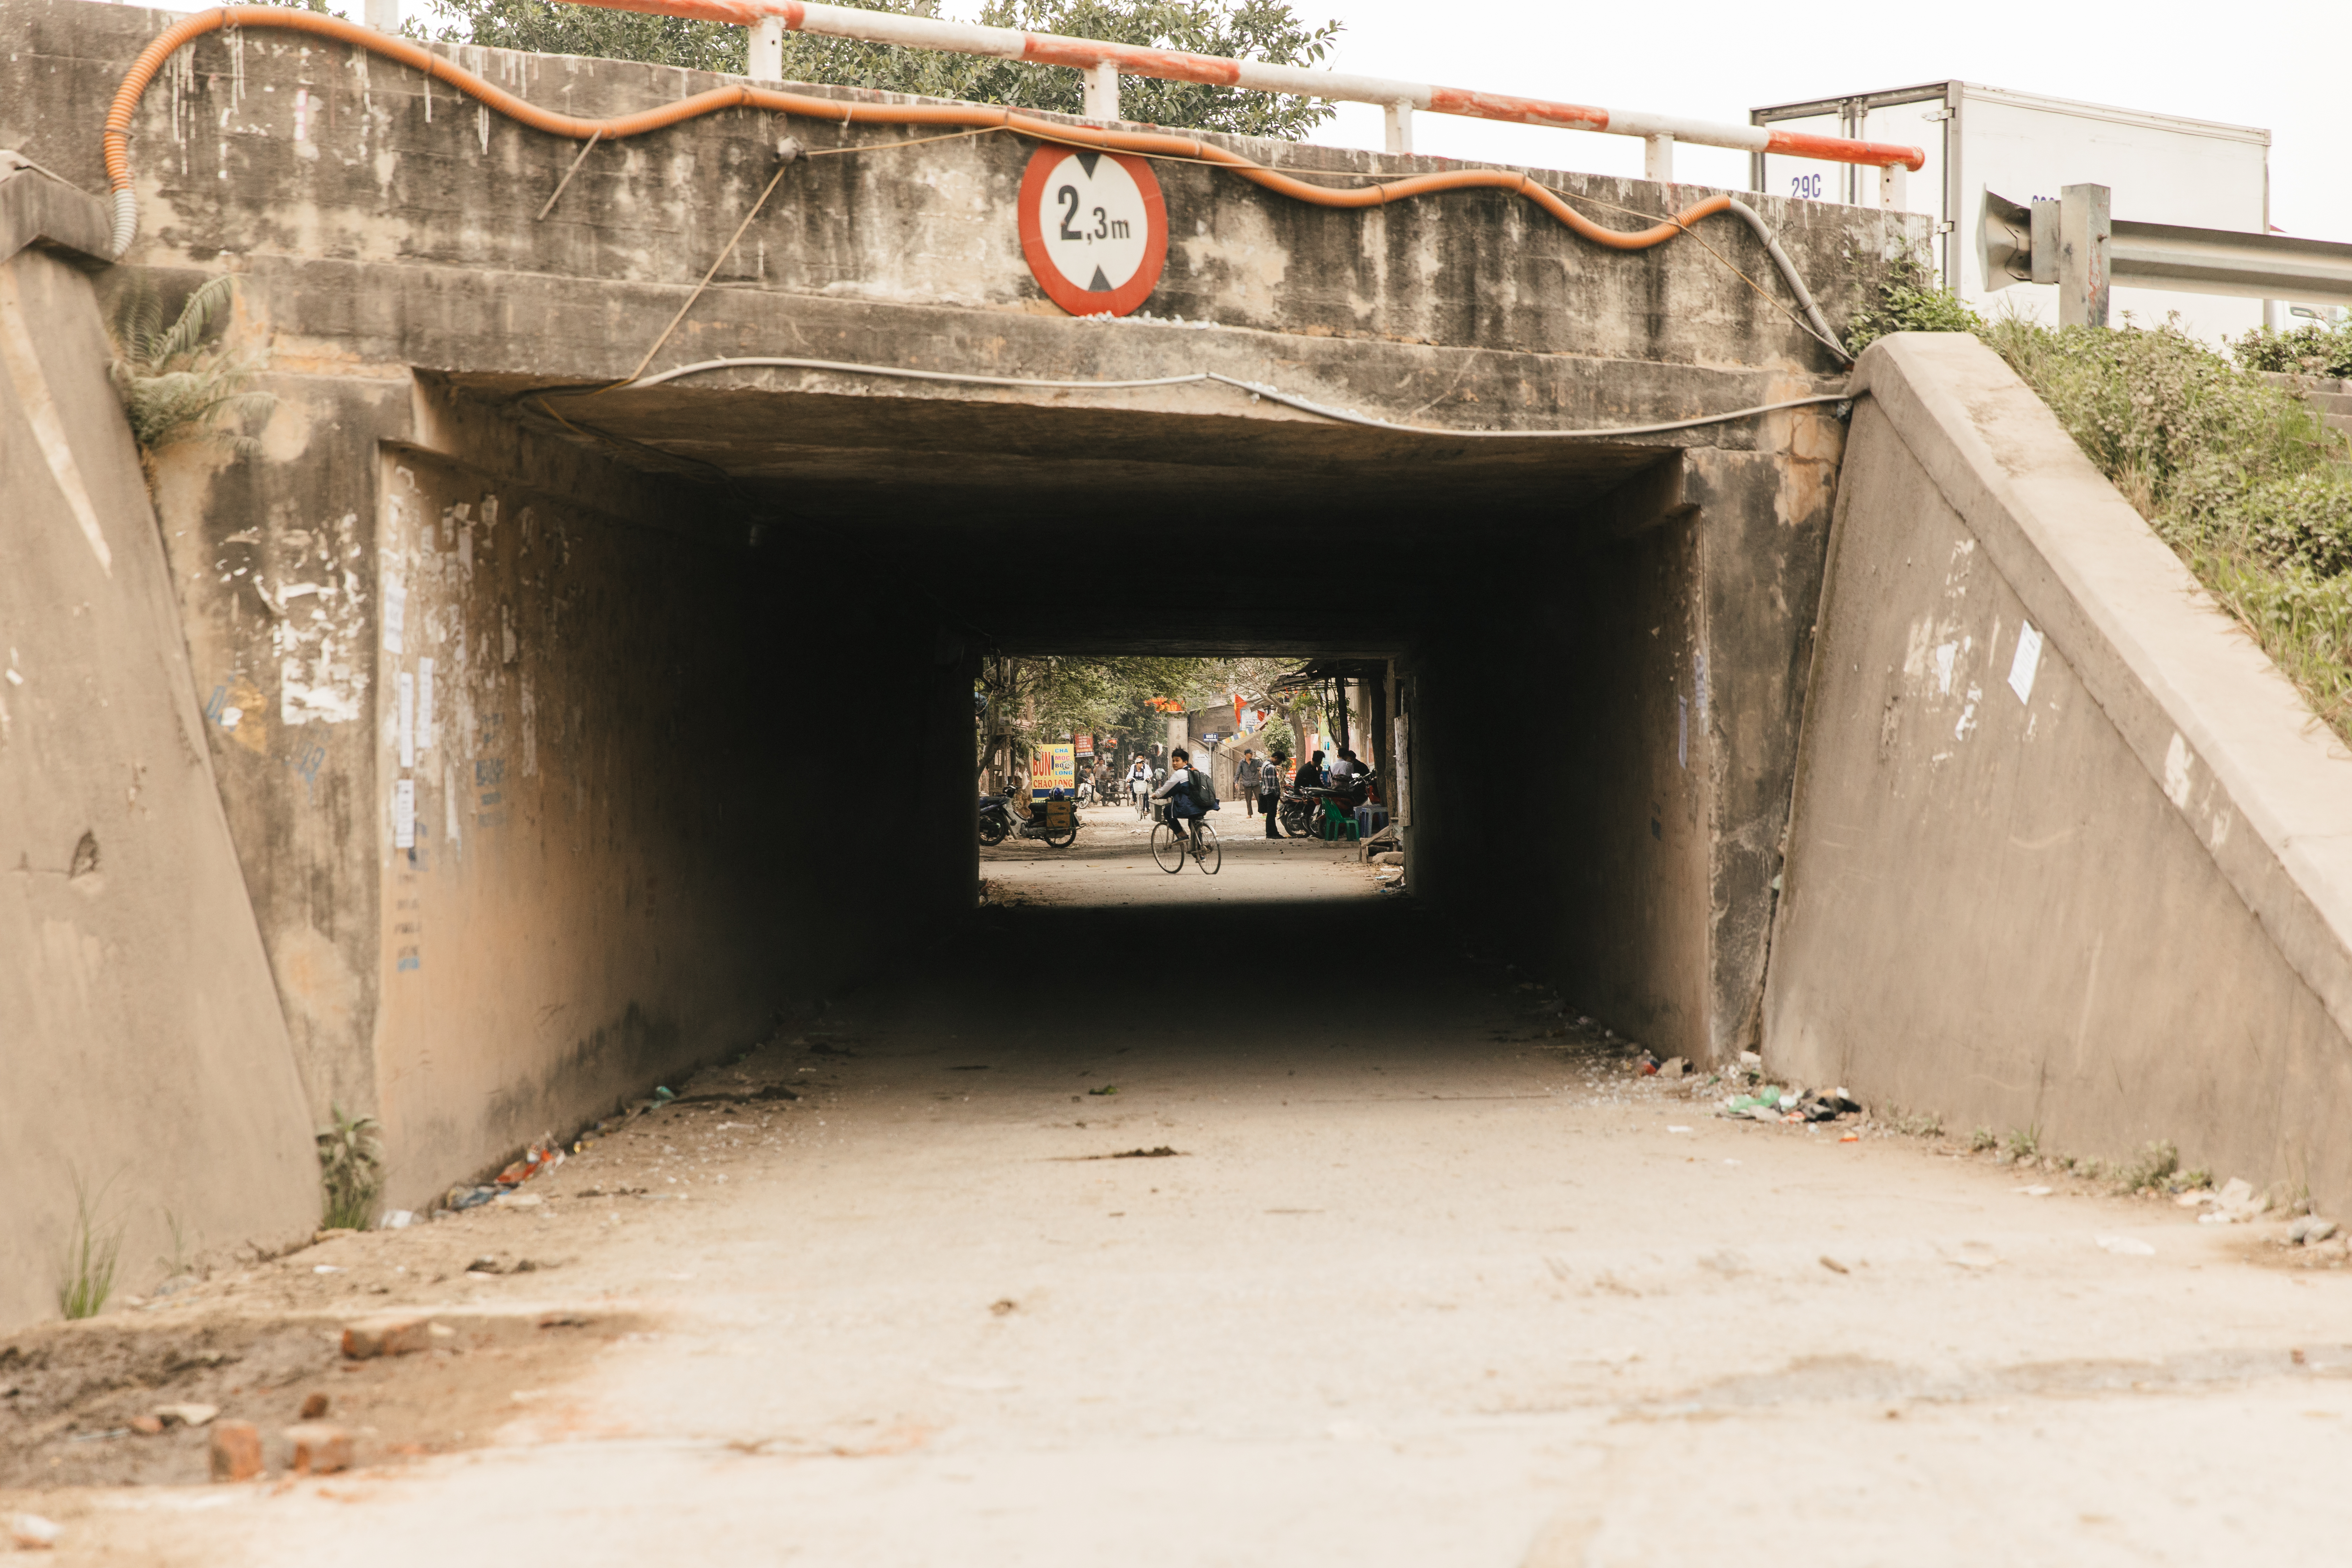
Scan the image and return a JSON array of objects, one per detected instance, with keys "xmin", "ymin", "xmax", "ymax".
[{"xmin": 506, "ymin": 372, "xmax": 1828, "ymax": 1102}]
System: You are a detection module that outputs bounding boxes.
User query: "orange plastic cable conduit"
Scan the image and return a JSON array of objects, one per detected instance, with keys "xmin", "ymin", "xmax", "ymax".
[{"xmin": 107, "ymin": 7, "xmax": 1728, "ymax": 259}]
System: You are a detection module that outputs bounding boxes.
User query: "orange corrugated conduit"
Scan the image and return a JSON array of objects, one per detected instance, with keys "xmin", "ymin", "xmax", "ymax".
[{"xmin": 103, "ymin": 7, "xmax": 1846, "ymax": 356}]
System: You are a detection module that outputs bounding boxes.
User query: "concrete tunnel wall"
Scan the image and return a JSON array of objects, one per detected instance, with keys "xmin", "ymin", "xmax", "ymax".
[
  {"xmin": 149, "ymin": 367, "xmax": 982, "ymax": 1214},
  {"xmin": 1766, "ymin": 333, "xmax": 2352, "ymax": 1214},
  {"xmin": 1406, "ymin": 434, "xmax": 1841, "ymax": 1065},
  {"xmin": 0, "ymin": 224, "xmax": 319, "ymax": 1332}
]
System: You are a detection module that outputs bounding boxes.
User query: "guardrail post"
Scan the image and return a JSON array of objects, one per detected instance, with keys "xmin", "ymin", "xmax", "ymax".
[
  {"xmin": 2059, "ymin": 182, "xmax": 2111, "ymax": 329},
  {"xmin": 1644, "ymin": 133, "xmax": 1674, "ymax": 184},
  {"xmin": 1082, "ymin": 60, "xmax": 1120, "ymax": 121},
  {"xmin": 747, "ymin": 15, "xmax": 784, "ymax": 79},
  {"xmin": 1383, "ymin": 101, "xmax": 1414, "ymax": 156},
  {"xmin": 1877, "ymin": 162, "xmax": 1905, "ymax": 211},
  {"xmin": 2029, "ymin": 198, "xmax": 2060, "ymax": 285}
]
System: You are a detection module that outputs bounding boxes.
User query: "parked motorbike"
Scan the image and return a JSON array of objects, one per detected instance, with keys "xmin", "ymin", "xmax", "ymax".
[
  {"xmin": 978, "ymin": 793, "xmax": 1079, "ymax": 849},
  {"xmin": 1281, "ymin": 779, "xmax": 1371, "ymax": 841}
]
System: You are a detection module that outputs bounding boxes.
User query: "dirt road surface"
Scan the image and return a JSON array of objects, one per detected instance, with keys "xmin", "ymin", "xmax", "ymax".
[{"xmin": 9, "ymin": 812, "xmax": 2351, "ymax": 1563}]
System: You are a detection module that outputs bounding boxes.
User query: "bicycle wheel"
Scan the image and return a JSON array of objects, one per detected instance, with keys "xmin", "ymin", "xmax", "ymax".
[
  {"xmin": 1192, "ymin": 820, "xmax": 1221, "ymax": 874},
  {"xmin": 1150, "ymin": 821, "xmax": 1186, "ymax": 873}
]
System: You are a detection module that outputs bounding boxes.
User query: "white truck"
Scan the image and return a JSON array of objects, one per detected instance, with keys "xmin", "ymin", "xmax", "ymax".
[{"xmin": 1749, "ymin": 82, "xmax": 2275, "ymax": 343}]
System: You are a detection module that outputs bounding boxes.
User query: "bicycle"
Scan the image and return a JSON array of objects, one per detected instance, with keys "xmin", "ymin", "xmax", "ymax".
[{"xmin": 1149, "ymin": 803, "xmax": 1221, "ymax": 874}]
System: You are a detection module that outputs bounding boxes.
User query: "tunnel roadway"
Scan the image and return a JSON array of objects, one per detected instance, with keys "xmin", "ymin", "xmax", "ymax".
[{"xmin": 17, "ymin": 826, "xmax": 2352, "ymax": 1564}]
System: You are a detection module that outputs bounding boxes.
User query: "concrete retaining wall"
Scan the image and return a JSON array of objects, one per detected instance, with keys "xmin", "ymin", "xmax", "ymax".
[
  {"xmin": 1766, "ymin": 332, "xmax": 2352, "ymax": 1211},
  {"xmin": 0, "ymin": 199, "xmax": 319, "ymax": 1331}
]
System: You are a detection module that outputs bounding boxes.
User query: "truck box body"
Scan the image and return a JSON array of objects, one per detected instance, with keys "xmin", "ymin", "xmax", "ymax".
[{"xmin": 1751, "ymin": 82, "xmax": 2270, "ymax": 343}]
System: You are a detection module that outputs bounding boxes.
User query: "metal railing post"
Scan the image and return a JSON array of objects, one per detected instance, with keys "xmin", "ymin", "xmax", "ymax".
[
  {"xmin": 1877, "ymin": 162, "xmax": 1905, "ymax": 211},
  {"xmin": 2059, "ymin": 182, "xmax": 2112, "ymax": 328},
  {"xmin": 1643, "ymin": 133, "xmax": 1674, "ymax": 184},
  {"xmin": 747, "ymin": 15, "xmax": 784, "ymax": 79},
  {"xmin": 1383, "ymin": 100, "xmax": 1414, "ymax": 155},
  {"xmin": 1081, "ymin": 59, "xmax": 1119, "ymax": 121}
]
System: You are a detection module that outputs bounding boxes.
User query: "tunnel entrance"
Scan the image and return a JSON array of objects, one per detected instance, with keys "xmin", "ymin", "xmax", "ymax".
[{"xmin": 450, "ymin": 368, "xmax": 1820, "ymax": 1090}]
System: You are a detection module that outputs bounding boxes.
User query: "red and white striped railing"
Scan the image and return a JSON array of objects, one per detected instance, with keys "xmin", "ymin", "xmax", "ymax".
[{"xmin": 547, "ymin": 0, "xmax": 1923, "ymax": 193}]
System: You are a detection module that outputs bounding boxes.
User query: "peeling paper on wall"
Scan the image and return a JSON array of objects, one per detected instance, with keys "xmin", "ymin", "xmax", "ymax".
[
  {"xmin": 417, "ymin": 656, "xmax": 436, "ymax": 752},
  {"xmin": 383, "ymin": 577, "xmax": 406, "ymax": 654},
  {"xmin": 2008, "ymin": 622, "xmax": 2044, "ymax": 704},
  {"xmin": 1678, "ymin": 695, "xmax": 1688, "ymax": 769},
  {"xmin": 392, "ymin": 777, "xmax": 415, "ymax": 850},
  {"xmin": 397, "ymin": 670, "xmax": 415, "ymax": 769},
  {"xmin": 1932, "ymin": 642, "xmax": 1958, "ymax": 696}
]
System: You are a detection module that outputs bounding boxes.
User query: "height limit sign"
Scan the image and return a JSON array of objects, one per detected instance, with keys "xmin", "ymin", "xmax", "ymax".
[{"xmin": 1017, "ymin": 146, "xmax": 1168, "ymax": 318}]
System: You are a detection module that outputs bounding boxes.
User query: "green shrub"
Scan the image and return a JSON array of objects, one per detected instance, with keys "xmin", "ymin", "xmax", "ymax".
[
  {"xmin": 1846, "ymin": 247, "xmax": 1981, "ymax": 353},
  {"xmin": 2231, "ymin": 321, "xmax": 2352, "ymax": 380},
  {"xmin": 1961, "ymin": 313, "xmax": 2352, "ymax": 743},
  {"xmin": 318, "ymin": 1105, "xmax": 383, "ymax": 1231}
]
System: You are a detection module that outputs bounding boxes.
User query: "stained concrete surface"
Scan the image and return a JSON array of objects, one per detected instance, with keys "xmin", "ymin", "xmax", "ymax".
[
  {"xmin": 16, "ymin": 835, "xmax": 2352, "ymax": 1564},
  {"xmin": 1768, "ymin": 334, "xmax": 2352, "ymax": 1217},
  {"xmin": 0, "ymin": 231, "xmax": 318, "ymax": 1332}
]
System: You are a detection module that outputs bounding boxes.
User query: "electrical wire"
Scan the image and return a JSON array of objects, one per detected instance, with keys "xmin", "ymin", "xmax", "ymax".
[{"xmin": 604, "ymin": 355, "xmax": 1853, "ymax": 439}]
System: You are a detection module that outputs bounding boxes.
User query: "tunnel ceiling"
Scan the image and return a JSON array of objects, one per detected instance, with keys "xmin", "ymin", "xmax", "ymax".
[
  {"xmin": 467, "ymin": 376, "xmax": 1682, "ymax": 655},
  {"xmin": 481, "ymin": 379, "xmax": 1664, "ymax": 522}
]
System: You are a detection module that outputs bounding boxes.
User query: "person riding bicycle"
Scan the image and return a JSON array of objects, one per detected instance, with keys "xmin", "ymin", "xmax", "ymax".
[{"xmin": 1151, "ymin": 747, "xmax": 1211, "ymax": 852}]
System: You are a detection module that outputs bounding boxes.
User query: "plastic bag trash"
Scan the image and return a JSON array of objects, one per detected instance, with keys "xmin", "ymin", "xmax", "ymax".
[
  {"xmin": 2095, "ymin": 1234, "xmax": 2156, "ymax": 1256},
  {"xmin": 495, "ymin": 1139, "xmax": 564, "ymax": 1188},
  {"xmin": 379, "ymin": 1210, "xmax": 416, "ymax": 1230},
  {"xmin": 448, "ymin": 1185, "xmax": 498, "ymax": 1211},
  {"xmin": 9, "ymin": 1513, "xmax": 62, "ymax": 1550}
]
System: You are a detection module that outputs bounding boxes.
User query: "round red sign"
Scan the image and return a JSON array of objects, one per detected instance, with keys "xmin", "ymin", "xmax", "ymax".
[{"xmin": 1016, "ymin": 145, "xmax": 1169, "ymax": 318}]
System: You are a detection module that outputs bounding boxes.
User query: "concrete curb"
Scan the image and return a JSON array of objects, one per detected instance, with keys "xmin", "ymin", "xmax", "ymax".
[
  {"xmin": 0, "ymin": 167, "xmax": 113, "ymax": 269},
  {"xmin": 1849, "ymin": 331, "xmax": 2352, "ymax": 1048}
]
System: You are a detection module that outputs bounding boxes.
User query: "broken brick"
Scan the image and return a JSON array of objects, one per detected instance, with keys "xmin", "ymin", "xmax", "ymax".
[
  {"xmin": 341, "ymin": 1314, "xmax": 433, "ymax": 1359},
  {"xmin": 209, "ymin": 1420, "xmax": 263, "ymax": 1482},
  {"xmin": 285, "ymin": 1423, "xmax": 352, "ymax": 1475}
]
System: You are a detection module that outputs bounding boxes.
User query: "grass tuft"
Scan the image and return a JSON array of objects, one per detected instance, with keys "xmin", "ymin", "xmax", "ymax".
[
  {"xmin": 59, "ymin": 1172, "xmax": 125, "ymax": 1321},
  {"xmin": 2111, "ymin": 1140, "xmax": 2180, "ymax": 1194}
]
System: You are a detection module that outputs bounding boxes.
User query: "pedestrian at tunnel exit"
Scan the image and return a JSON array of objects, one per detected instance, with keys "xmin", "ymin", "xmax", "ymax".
[
  {"xmin": 1261, "ymin": 750, "xmax": 1287, "ymax": 838},
  {"xmin": 1236, "ymin": 748, "xmax": 1263, "ymax": 817}
]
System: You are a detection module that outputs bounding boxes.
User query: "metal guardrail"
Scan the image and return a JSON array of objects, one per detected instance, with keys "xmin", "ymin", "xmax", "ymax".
[
  {"xmin": 550, "ymin": 0, "xmax": 1924, "ymax": 186},
  {"xmin": 1986, "ymin": 187, "xmax": 2352, "ymax": 325}
]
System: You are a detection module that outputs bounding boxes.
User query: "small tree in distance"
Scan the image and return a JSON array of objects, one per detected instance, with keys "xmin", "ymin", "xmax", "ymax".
[{"xmin": 422, "ymin": 0, "xmax": 1343, "ymax": 139}]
